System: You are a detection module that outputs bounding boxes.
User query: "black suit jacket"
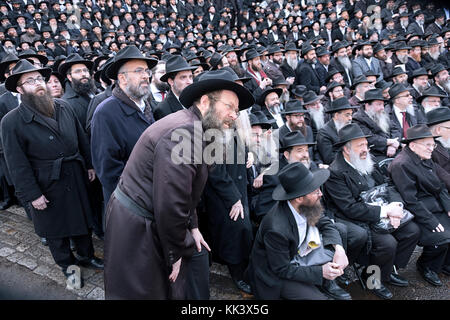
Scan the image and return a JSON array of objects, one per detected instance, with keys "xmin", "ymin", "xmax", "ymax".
[
  {"xmin": 316, "ymin": 119, "xmax": 340, "ymax": 165},
  {"xmin": 153, "ymin": 90, "xmax": 184, "ymax": 121},
  {"xmin": 386, "ymin": 105, "xmax": 419, "ymax": 141},
  {"xmin": 247, "ymin": 200, "xmax": 342, "ymax": 299},
  {"xmin": 330, "ymin": 58, "xmax": 353, "ymax": 88},
  {"xmin": 315, "ymin": 62, "xmax": 329, "ymax": 87},
  {"xmin": 61, "ymin": 81, "xmax": 92, "ymax": 129},
  {"xmin": 279, "ymin": 60, "xmax": 296, "ymax": 81},
  {"xmin": 296, "ymin": 61, "xmax": 321, "ymax": 94}
]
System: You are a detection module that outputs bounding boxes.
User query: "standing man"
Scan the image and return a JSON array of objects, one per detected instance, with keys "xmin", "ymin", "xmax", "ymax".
[
  {"xmin": 104, "ymin": 69, "xmax": 254, "ymax": 299},
  {"xmin": 153, "ymin": 55, "xmax": 196, "ymax": 121},
  {"xmin": 296, "ymin": 43, "xmax": 323, "ymax": 94},
  {"xmin": 0, "ymin": 60, "xmax": 103, "ymax": 283},
  {"xmin": 91, "ymin": 45, "xmax": 157, "ymax": 208}
]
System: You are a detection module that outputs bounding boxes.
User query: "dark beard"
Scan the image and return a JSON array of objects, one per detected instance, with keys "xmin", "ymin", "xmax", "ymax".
[
  {"xmin": 21, "ymin": 90, "xmax": 55, "ymax": 118},
  {"xmin": 154, "ymin": 80, "xmax": 170, "ymax": 92},
  {"xmin": 299, "ymin": 201, "xmax": 323, "ymax": 226},
  {"xmin": 202, "ymin": 102, "xmax": 234, "ymax": 131},
  {"xmin": 71, "ymin": 77, "xmax": 94, "ymax": 96}
]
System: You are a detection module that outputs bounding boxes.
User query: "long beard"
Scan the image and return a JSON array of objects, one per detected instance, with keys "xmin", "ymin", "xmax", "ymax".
[
  {"xmin": 124, "ymin": 79, "xmax": 151, "ymax": 101},
  {"xmin": 309, "ymin": 105, "xmax": 325, "ymax": 130},
  {"xmin": 4, "ymin": 46, "xmax": 17, "ymax": 55},
  {"xmin": 299, "ymin": 201, "xmax": 323, "ymax": 227},
  {"xmin": 21, "ymin": 90, "xmax": 55, "ymax": 118},
  {"xmin": 414, "ymin": 83, "xmax": 429, "ymax": 94},
  {"xmin": 366, "ymin": 109, "xmax": 390, "ymax": 134},
  {"xmin": 429, "ymin": 50, "xmax": 440, "ymax": 61},
  {"xmin": 279, "ymin": 91, "xmax": 290, "ymax": 104},
  {"xmin": 334, "ymin": 118, "xmax": 350, "ymax": 132},
  {"xmin": 72, "ymin": 77, "xmax": 95, "ymax": 96},
  {"xmin": 422, "ymin": 104, "xmax": 440, "ymax": 114},
  {"xmin": 286, "ymin": 56, "xmax": 298, "ymax": 70},
  {"xmin": 396, "ymin": 54, "xmax": 408, "ymax": 64},
  {"xmin": 349, "ymin": 148, "xmax": 374, "ymax": 175},
  {"xmin": 441, "ymin": 80, "xmax": 450, "ymax": 94},
  {"xmin": 337, "ymin": 56, "xmax": 352, "ymax": 71},
  {"xmin": 154, "ymin": 80, "xmax": 170, "ymax": 92},
  {"xmin": 437, "ymin": 136, "xmax": 450, "ymax": 149}
]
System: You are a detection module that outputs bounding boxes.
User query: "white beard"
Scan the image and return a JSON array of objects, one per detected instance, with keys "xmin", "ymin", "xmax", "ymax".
[
  {"xmin": 396, "ymin": 53, "xmax": 408, "ymax": 64},
  {"xmin": 423, "ymin": 104, "xmax": 440, "ymax": 114},
  {"xmin": 310, "ymin": 104, "xmax": 325, "ymax": 130},
  {"xmin": 366, "ymin": 109, "xmax": 390, "ymax": 134},
  {"xmin": 429, "ymin": 50, "xmax": 440, "ymax": 61},
  {"xmin": 286, "ymin": 56, "xmax": 298, "ymax": 70},
  {"xmin": 406, "ymin": 104, "xmax": 416, "ymax": 117},
  {"xmin": 349, "ymin": 148, "xmax": 375, "ymax": 175},
  {"xmin": 442, "ymin": 80, "xmax": 450, "ymax": 94},
  {"xmin": 300, "ymin": 158, "xmax": 311, "ymax": 169},
  {"xmin": 437, "ymin": 136, "xmax": 450, "ymax": 149},
  {"xmin": 338, "ymin": 56, "xmax": 352, "ymax": 71},
  {"xmin": 334, "ymin": 119, "xmax": 350, "ymax": 132}
]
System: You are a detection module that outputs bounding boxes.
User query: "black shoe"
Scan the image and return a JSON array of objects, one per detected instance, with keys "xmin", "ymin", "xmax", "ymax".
[
  {"xmin": 335, "ymin": 268, "xmax": 352, "ymax": 286},
  {"xmin": 78, "ymin": 257, "xmax": 104, "ymax": 270},
  {"xmin": 40, "ymin": 237, "xmax": 48, "ymax": 246},
  {"xmin": 416, "ymin": 262, "xmax": 442, "ymax": 286},
  {"xmin": 370, "ymin": 282, "xmax": 393, "ymax": 300},
  {"xmin": 388, "ymin": 272, "xmax": 409, "ymax": 287},
  {"xmin": 441, "ymin": 265, "xmax": 450, "ymax": 276},
  {"xmin": 233, "ymin": 279, "xmax": 252, "ymax": 295},
  {"xmin": 0, "ymin": 199, "xmax": 13, "ymax": 210},
  {"xmin": 321, "ymin": 280, "xmax": 352, "ymax": 300}
]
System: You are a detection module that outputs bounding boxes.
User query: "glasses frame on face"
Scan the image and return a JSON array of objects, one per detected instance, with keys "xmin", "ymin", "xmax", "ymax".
[
  {"xmin": 209, "ymin": 96, "xmax": 240, "ymax": 117},
  {"xmin": 396, "ymin": 93, "xmax": 411, "ymax": 99},
  {"xmin": 413, "ymin": 141, "xmax": 437, "ymax": 150},
  {"xmin": 70, "ymin": 67, "xmax": 90, "ymax": 75},
  {"xmin": 18, "ymin": 76, "xmax": 46, "ymax": 86},
  {"xmin": 120, "ymin": 67, "xmax": 152, "ymax": 77}
]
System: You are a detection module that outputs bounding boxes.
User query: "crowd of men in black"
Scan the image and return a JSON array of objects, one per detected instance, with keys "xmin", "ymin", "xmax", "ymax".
[{"xmin": 0, "ymin": 0, "xmax": 449, "ymax": 300}]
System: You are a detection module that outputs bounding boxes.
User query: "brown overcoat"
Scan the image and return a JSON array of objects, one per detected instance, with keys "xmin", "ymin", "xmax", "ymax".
[{"xmin": 104, "ymin": 106, "xmax": 209, "ymax": 300}]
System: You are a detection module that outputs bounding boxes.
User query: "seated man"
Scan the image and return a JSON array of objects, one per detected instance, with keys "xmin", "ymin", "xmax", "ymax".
[
  {"xmin": 323, "ymin": 123, "xmax": 421, "ymax": 299},
  {"xmin": 246, "ymin": 162, "xmax": 351, "ymax": 300},
  {"xmin": 389, "ymin": 124, "xmax": 450, "ymax": 286},
  {"xmin": 352, "ymin": 88, "xmax": 401, "ymax": 162}
]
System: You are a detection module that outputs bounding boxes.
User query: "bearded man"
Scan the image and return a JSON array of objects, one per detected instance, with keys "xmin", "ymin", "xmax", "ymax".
[
  {"xmin": 353, "ymin": 89, "xmax": 400, "ymax": 161},
  {"xmin": 0, "ymin": 60, "xmax": 104, "ymax": 285},
  {"xmin": 430, "ymin": 64, "xmax": 450, "ymax": 106},
  {"xmin": 103, "ymin": 69, "xmax": 254, "ymax": 300},
  {"xmin": 323, "ymin": 123, "xmax": 421, "ymax": 300}
]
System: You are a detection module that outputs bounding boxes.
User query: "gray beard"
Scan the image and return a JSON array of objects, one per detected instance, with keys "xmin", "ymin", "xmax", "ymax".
[
  {"xmin": 441, "ymin": 80, "xmax": 450, "ymax": 94},
  {"xmin": 4, "ymin": 46, "xmax": 17, "ymax": 55},
  {"xmin": 337, "ymin": 56, "xmax": 352, "ymax": 71},
  {"xmin": 423, "ymin": 104, "xmax": 440, "ymax": 114},
  {"xmin": 396, "ymin": 54, "xmax": 408, "ymax": 64},
  {"xmin": 437, "ymin": 137, "xmax": 450, "ymax": 149},
  {"xmin": 366, "ymin": 109, "xmax": 390, "ymax": 134},
  {"xmin": 310, "ymin": 106, "xmax": 325, "ymax": 130},
  {"xmin": 334, "ymin": 119, "xmax": 350, "ymax": 132},
  {"xmin": 279, "ymin": 91, "xmax": 290, "ymax": 104},
  {"xmin": 429, "ymin": 50, "xmax": 440, "ymax": 61},
  {"xmin": 349, "ymin": 148, "xmax": 375, "ymax": 175},
  {"xmin": 286, "ymin": 56, "xmax": 298, "ymax": 70}
]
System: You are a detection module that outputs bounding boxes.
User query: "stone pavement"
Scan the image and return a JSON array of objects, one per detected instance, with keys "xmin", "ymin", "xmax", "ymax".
[{"xmin": 0, "ymin": 204, "xmax": 448, "ymax": 300}]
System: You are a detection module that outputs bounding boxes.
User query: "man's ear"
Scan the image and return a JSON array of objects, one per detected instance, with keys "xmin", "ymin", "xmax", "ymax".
[
  {"xmin": 16, "ymin": 86, "xmax": 23, "ymax": 95},
  {"xmin": 66, "ymin": 73, "xmax": 72, "ymax": 83}
]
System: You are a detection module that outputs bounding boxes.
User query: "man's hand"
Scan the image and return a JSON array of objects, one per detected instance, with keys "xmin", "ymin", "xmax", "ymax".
[
  {"xmin": 259, "ymin": 77, "xmax": 272, "ymax": 90},
  {"xmin": 32, "ymin": 195, "xmax": 49, "ymax": 210},
  {"xmin": 190, "ymin": 228, "xmax": 211, "ymax": 253},
  {"xmin": 286, "ymin": 77, "xmax": 295, "ymax": 85},
  {"xmin": 387, "ymin": 145, "xmax": 397, "ymax": 157},
  {"xmin": 253, "ymin": 173, "xmax": 264, "ymax": 188},
  {"xmin": 386, "ymin": 202, "xmax": 404, "ymax": 229},
  {"xmin": 229, "ymin": 199, "xmax": 244, "ymax": 221},
  {"xmin": 322, "ymin": 262, "xmax": 344, "ymax": 280},
  {"xmin": 332, "ymin": 244, "xmax": 349, "ymax": 270},
  {"xmin": 319, "ymin": 86, "xmax": 327, "ymax": 93},
  {"xmin": 387, "ymin": 138, "xmax": 400, "ymax": 149},
  {"xmin": 246, "ymin": 152, "xmax": 254, "ymax": 169},
  {"xmin": 88, "ymin": 169, "xmax": 96, "ymax": 182},
  {"xmin": 169, "ymin": 258, "xmax": 181, "ymax": 283}
]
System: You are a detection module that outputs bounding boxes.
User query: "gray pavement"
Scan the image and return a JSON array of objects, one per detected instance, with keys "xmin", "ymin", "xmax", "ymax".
[{"xmin": 0, "ymin": 205, "xmax": 448, "ymax": 300}]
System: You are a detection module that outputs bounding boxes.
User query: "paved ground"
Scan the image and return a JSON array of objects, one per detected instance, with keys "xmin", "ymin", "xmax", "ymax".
[{"xmin": 0, "ymin": 204, "xmax": 448, "ymax": 300}]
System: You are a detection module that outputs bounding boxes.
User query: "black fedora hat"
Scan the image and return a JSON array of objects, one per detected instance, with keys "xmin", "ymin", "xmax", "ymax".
[
  {"xmin": 388, "ymin": 83, "xmax": 410, "ymax": 100},
  {"xmin": 333, "ymin": 123, "xmax": 372, "ymax": 148},
  {"xmin": 249, "ymin": 111, "xmax": 272, "ymax": 129},
  {"xmin": 408, "ymin": 67, "xmax": 429, "ymax": 83},
  {"xmin": 400, "ymin": 124, "xmax": 440, "ymax": 144},
  {"xmin": 315, "ymin": 46, "xmax": 331, "ymax": 57},
  {"xmin": 389, "ymin": 66, "xmax": 407, "ymax": 79},
  {"xmin": 243, "ymin": 48, "xmax": 262, "ymax": 62},
  {"xmin": 284, "ymin": 42, "xmax": 300, "ymax": 52},
  {"xmin": 292, "ymin": 85, "xmax": 307, "ymax": 98},
  {"xmin": 106, "ymin": 45, "xmax": 158, "ymax": 80},
  {"xmin": 18, "ymin": 49, "xmax": 48, "ymax": 66},
  {"xmin": 430, "ymin": 63, "xmax": 448, "ymax": 78},
  {"xmin": 272, "ymin": 162, "xmax": 329, "ymax": 201},
  {"xmin": 160, "ymin": 54, "xmax": 197, "ymax": 82},
  {"xmin": 325, "ymin": 67, "xmax": 342, "ymax": 83},
  {"xmin": 257, "ymin": 86, "xmax": 283, "ymax": 106},
  {"xmin": 361, "ymin": 88, "xmax": 388, "ymax": 103},
  {"xmin": 220, "ymin": 66, "xmax": 252, "ymax": 83},
  {"xmin": 393, "ymin": 41, "xmax": 412, "ymax": 51},
  {"xmin": 58, "ymin": 53, "xmax": 94, "ymax": 76},
  {"xmin": 179, "ymin": 69, "xmax": 254, "ymax": 111},
  {"xmin": 325, "ymin": 96, "xmax": 358, "ymax": 113},
  {"xmin": 351, "ymin": 75, "xmax": 371, "ymax": 90},
  {"xmin": 94, "ymin": 56, "xmax": 114, "ymax": 85},
  {"xmin": 301, "ymin": 43, "xmax": 315, "ymax": 57},
  {"xmin": 417, "ymin": 86, "xmax": 448, "ymax": 103},
  {"xmin": 209, "ymin": 52, "xmax": 224, "ymax": 70},
  {"xmin": 331, "ymin": 41, "xmax": 346, "ymax": 54},
  {"xmin": 281, "ymin": 100, "xmax": 309, "ymax": 115},
  {"xmin": 303, "ymin": 90, "xmax": 323, "ymax": 105},
  {"xmin": 279, "ymin": 131, "xmax": 316, "ymax": 152},
  {"xmin": 325, "ymin": 81, "xmax": 345, "ymax": 95},
  {"xmin": 5, "ymin": 59, "xmax": 51, "ymax": 93},
  {"xmin": 0, "ymin": 53, "xmax": 20, "ymax": 82},
  {"xmin": 267, "ymin": 44, "xmax": 284, "ymax": 55},
  {"xmin": 426, "ymin": 107, "xmax": 450, "ymax": 126},
  {"xmin": 375, "ymin": 80, "xmax": 392, "ymax": 91}
]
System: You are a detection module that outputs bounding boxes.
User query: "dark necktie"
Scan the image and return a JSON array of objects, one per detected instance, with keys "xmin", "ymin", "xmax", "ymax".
[
  {"xmin": 143, "ymin": 104, "xmax": 155, "ymax": 124},
  {"xmin": 401, "ymin": 112, "xmax": 409, "ymax": 138}
]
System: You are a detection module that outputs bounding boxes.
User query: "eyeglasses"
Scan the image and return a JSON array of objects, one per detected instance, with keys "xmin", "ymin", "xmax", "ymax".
[
  {"xmin": 70, "ymin": 68, "xmax": 90, "ymax": 75},
  {"xmin": 414, "ymin": 142, "xmax": 437, "ymax": 150},
  {"xmin": 396, "ymin": 93, "xmax": 411, "ymax": 99},
  {"xmin": 210, "ymin": 97, "xmax": 240, "ymax": 117},
  {"xmin": 440, "ymin": 126, "xmax": 450, "ymax": 130},
  {"xmin": 18, "ymin": 76, "xmax": 46, "ymax": 86},
  {"xmin": 120, "ymin": 68, "xmax": 152, "ymax": 77}
]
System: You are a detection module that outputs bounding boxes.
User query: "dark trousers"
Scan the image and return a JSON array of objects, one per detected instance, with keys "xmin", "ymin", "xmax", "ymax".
[
  {"xmin": 88, "ymin": 178, "xmax": 104, "ymax": 236},
  {"xmin": 335, "ymin": 218, "xmax": 369, "ymax": 264},
  {"xmin": 370, "ymin": 221, "xmax": 421, "ymax": 282},
  {"xmin": 280, "ymin": 279, "xmax": 328, "ymax": 300},
  {"xmin": 47, "ymin": 233, "xmax": 95, "ymax": 272},
  {"xmin": 419, "ymin": 244, "xmax": 450, "ymax": 272}
]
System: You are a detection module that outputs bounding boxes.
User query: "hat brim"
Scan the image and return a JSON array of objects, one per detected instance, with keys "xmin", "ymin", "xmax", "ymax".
[
  {"xmin": 106, "ymin": 57, "xmax": 158, "ymax": 80},
  {"xmin": 417, "ymin": 93, "xmax": 448, "ymax": 103},
  {"xmin": 360, "ymin": 97, "xmax": 388, "ymax": 104},
  {"xmin": 325, "ymin": 105, "xmax": 359, "ymax": 113},
  {"xmin": 303, "ymin": 95, "xmax": 324, "ymax": 105},
  {"xmin": 251, "ymin": 121, "xmax": 272, "ymax": 130},
  {"xmin": 5, "ymin": 67, "xmax": 52, "ymax": 93},
  {"xmin": 160, "ymin": 65, "xmax": 198, "ymax": 82},
  {"xmin": 272, "ymin": 169, "xmax": 330, "ymax": 201},
  {"xmin": 179, "ymin": 78, "xmax": 255, "ymax": 111},
  {"xmin": 280, "ymin": 109, "xmax": 310, "ymax": 115},
  {"xmin": 59, "ymin": 60, "xmax": 94, "ymax": 76},
  {"xmin": 400, "ymin": 134, "xmax": 441, "ymax": 144},
  {"xmin": 257, "ymin": 88, "xmax": 283, "ymax": 106},
  {"xmin": 333, "ymin": 133, "xmax": 372, "ymax": 148}
]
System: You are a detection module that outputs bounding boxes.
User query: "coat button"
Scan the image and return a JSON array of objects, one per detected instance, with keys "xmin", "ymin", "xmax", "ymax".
[
  {"xmin": 49, "ymin": 135, "xmax": 54, "ymax": 140},
  {"xmin": 238, "ymin": 175, "xmax": 242, "ymax": 180}
]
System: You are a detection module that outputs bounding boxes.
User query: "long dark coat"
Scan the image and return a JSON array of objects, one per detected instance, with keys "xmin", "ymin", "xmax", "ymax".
[
  {"xmin": 62, "ymin": 81, "xmax": 92, "ymax": 128},
  {"xmin": 0, "ymin": 91, "xmax": 19, "ymax": 185},
  {"xmin": 0, "ymin": 99, "xmax": 94, "ymax": 238},
  {"xmin": 389, "ymin": 147, "xmax": 450, "ymax": 246},
  {"xmin": 296, "ymin": 61, "xmax": 321, "ymax": 94},
  {"xmin": 104, "ymin": 107, "xmax": 209, "ymax": 300},
  {"xmin": 246, "ymin": 201, "xmax": 343, "ymax": 300},
  {"xmin": 203, "ymin": 137, "xmax": 253, "ymax": 265},
  {"xmin": 153, "ymin": 90, "xmax": 184, "ymax": 121},
  {"xmin": 386, "ymin": 105, "xmax": 419, "ymax": 141},
  {"xmin": 316, "ymin": 119, "xmax": 340, "ymax": 165},
  {"xmin": 432, "ymin": 142, "xmax": 450, "ymax": 192}
]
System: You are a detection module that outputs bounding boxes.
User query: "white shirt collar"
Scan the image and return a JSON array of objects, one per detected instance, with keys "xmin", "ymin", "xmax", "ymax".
[{"xmin": 287, "ymin": 201, "xmax": 307, "ymax": 246}]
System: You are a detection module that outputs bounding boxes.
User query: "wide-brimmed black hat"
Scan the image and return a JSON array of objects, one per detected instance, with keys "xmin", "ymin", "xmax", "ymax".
[
  {"xmin": 279, "ymin": 131, "xmax": 316, "ymax": 152},
  {"xmin": 400, "ymin": 124, "xmax": 440, "ymax": 144},
  {"xmin": 393, "ymin": 41, "xmax": 412, "ymax": 51},
  {"xmin": 426, "ymin": 107, "xmax": 450, "ymax": 126},
  {"xmin": 58, "ymin": 53, "xmax": 93, "ymax": 76},
  {"xmin": 209, "ymin": 52, "xmax": 225, "ymax": 70},
  {"xmin": 284, "ymin": 42, "xmax": 300, "ymax": 52},
  {"xmin": 272, "ymin": 162, "xmax": 329, "ymax": 200},
  {"xmin": 325, "ymin": 96, "xmax": 358, "ymax": 113},
  {"xmin": 388, "ymin": 83, "xmax": 410, "ymax": 100},
  {"xmin": 325, "ymin": 81, "xmax": 345, "ymax": 95},
  {"xmin": 417, "ymin": 86, "xmax": 448, "ymax": 103},
  {"xmin": 333, "ymin": 123, "xmax": 372, "ymax": 148},
  {"xmin": 361, "ymin": 88, "xmax": 388, "ymax": 103},
  {"xmin": 408, "ymin": 67, "xmax": 429, "ymax": 83},
  {"xmin": 220, "ymin": 66, "xmax": 251, "ymax": 83},
  {"xmin": 5, "ymin": 59, "xmax": 51, "ymax": 93},
  {"xmin": 257, "ymin": 86, "xmax": 283, "ymax": 106},
  {"xmin": 249, "ymin": 111, "xmax": 272, "ymax": 129},
  {"xmin": 301, "ymin": 43, "xmax": 315, "ymax": 57},
  {"xmin": 316, "ymin": 46, "xmax": 331, "ymax": 57},
  {"xmin": 281, "ymin": 100, "xmax": 309, "ymax": 115},
  {"xmin": 0, "ymin": 53, "xmax": 20, "ymax": 82},
  {"xmin": 351, "ymin": 75, "xmax": 372, "ymax": 89},
  {"xmin": 243, "ymin": 48, "xmax": 262, "ymax": 62},
  {"xmin": 106, "ymin": 45, "xmax": 158, "ymax": 80},
  {"xmin": 303, "ymin": 90, "xmax": 323, "ymax": 105},
  {"xmin": 331, "ymin": 41, "xmax": 346, "ymax": 53},
  {"xmin": 292, "ymin": 85, "xmax": 307, "ymax": 97},
  {"xmin": 325, "ymin": 67, "xmax": 342, "ymax": 83},
  {"xmin": 18, "ymin": 49, "xmax": 48, "ymax": 66},
  {"xmin": 389, "ymin": 66, "xmax": 407, "ymax": 79},
  {"xmin": 160, "ymin": 54, "xmax": 197, "ymax": 82},
  {"xmin": 267, "ymin": 44, "xmax": 284, "ymax": 55},
  {"xmin": 179, "ymin": 69, "xmax": 254, "ymax": 110},
  {"xmin": 430, "ymin": 63, "xmax": 448, "ymax": 78},
  {"xmin": 94, "ymin": 56, "xmax": 114, "ymax": 85},
  {"xmin": 375, "ymin": 80, "xmax": 392, "ymax": 91}
]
